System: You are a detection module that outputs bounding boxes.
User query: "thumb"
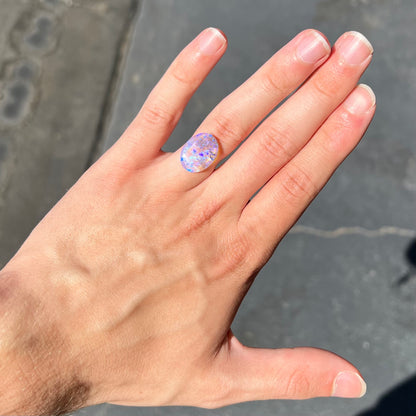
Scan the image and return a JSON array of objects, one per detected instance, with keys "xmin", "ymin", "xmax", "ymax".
[{"xmin": 208, "ymin": 334, "xmax": 366, "ymax": 406}]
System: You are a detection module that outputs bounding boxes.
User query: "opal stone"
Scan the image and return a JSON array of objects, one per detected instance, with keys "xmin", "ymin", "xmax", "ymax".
[{"xmin": 180, "ymin": 133, "xmax": 219, "ymax": 172}]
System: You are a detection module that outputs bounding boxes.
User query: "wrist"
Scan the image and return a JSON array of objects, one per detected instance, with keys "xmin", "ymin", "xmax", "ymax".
[
  {"xmin": 0, "ymin": 269, "xmax": 39, "ymax": 414},
  {"xmin": 0, "ymin": 266, "xmax": 93, "ymax": 415}
]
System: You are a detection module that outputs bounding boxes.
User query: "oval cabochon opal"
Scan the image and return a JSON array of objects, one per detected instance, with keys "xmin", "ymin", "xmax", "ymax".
[{"xmin": 180, "ymin": 133, "xmax": 219, "ymax": 172}]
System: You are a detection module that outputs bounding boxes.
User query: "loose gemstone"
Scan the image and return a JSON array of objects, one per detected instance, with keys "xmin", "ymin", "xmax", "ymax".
[{"xmin": 180, "ymin": 133, "xmax": 219, "ymax": 172}]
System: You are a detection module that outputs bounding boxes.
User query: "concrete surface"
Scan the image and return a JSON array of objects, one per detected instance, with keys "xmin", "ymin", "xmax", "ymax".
[
  {"xmin": 1, "ymin": 0, "xmax": 415, "ymax": 416},
  {"xmin": 0, "ymin": 0, "xmax": 137, "ymax": 264}
]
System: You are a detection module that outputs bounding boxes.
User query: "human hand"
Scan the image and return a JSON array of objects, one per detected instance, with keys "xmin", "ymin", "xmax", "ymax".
[{"xmin": 0, "ymin": 28, "xmax": 375, "ymax": 415}]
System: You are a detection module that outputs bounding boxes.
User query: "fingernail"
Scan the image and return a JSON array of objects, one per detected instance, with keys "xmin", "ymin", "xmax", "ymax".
[
  {"xmin": 197, "ymin": 27, "xmax": 226, "ymax": 56},
  {"xmin": 297, "ymin": 30, "xmax": 331, "ymax": 64},
  {"xmin": 336, "ymin": 31, "xmax": 373, "ymax": 65},
  {"xmin": 343, "ymin": 84, "xmax": 376, "ymax": 114},
  {"xmin": 332, "ymin": 371, "xmax": 367, "ymax": 398}
]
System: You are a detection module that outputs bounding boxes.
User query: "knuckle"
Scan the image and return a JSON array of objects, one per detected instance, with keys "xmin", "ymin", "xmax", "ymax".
[
  {"xmin": 279, "ymin": 164, "xmax": 317, "ymax": 205},
  {"xmin": 284, "ymin": 369, "xmax": 312, "ymax": 398},
  {"xmin": 259, "ymin": 125, "xmax": 297, "ymax": 162},
  {"xmin": 227, "ymin": 233, "xmax": 252, "ymax": 272},
  {"xmin": 260, "ymin": 67, "xmax": 287, "ymax": 97},
  {"xmin": 170, "ymin": 58, "xmax": 196, "ymax": 87},
  {"xmin": 310, "ymin": 73, "xmax": 339, "ymax": 101},
  {"xmin": 319, "ymin": 112, "xmax": 356, "ymax": 153},
  {"xmin": 211, "ymin": 112, "xmax": 240, "ymax": 145},
  {"xmin": 214, "ymin": 230, "xmax": 253, "ymax": 282},
  {"xmin": 188, "ymin": 200, "xmax": 223, "ymax": 231},
  {"xmin": 261, "ymin": 49, "xmax": 297, "ymax": 96},
  {"xmin": 311, "ymin": 64, "xmax": 353, "ymax": 100},
  {"xmin": 310, "ymin": 64, "xmax": 355, "ymax": 102},
  {"xmin": 140, "ymin": 102, "xmax": 178, "ymax": 129},
  {"xmin": 238, "ymin": 219, "xmax": 270, "ymax": 272},
  {"xmin": 318, "ymin": 122, "xmax": 338, "ymax": 148},
  {"xmin": 174, "ymin": 193, "xmax": 225, "ymax": 242}
]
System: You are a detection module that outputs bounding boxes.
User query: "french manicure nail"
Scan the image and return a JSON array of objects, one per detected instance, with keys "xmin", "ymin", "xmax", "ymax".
[
  {"xmin": 332, "ymin": 371, "xmax": 367, "ymax": 398},
  {"xmin": 197, "ymin": 27, "xmax": 226, "ymax": 56},
  {"xmin": 336, "ymin": 31, "xmax": 373, "ymax": 65},
  {"xmin": 344, "ymin": 84, "xmax": 376, "ymax": 114},
  {"xmin": 297, "ymin": 31, "xmax": 331, "ymax": 64}
]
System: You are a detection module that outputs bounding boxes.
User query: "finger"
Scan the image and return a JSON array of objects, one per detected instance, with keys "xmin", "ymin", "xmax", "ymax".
[
  {"xmin": 163, "ymin": 29, "xmax": 331, "ymax": 189},
  {"xmin": 111, "ymin": 28, "xmax": 227, "ymax": 167},
  {"xmin": 240, "ymin": 84, "xmax": 376, "ymax": 251},
  {"xmin": 205, "ymin": 335, "xmax": 366, "ymax": 407},
  {"xmin": 211, "ymin": 31, "xmax": 373, "ymax": 207}
]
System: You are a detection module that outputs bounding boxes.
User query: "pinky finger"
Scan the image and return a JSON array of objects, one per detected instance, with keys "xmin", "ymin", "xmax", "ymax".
[{"xmin": 241, "ymin": 84, "xmax": 376, "ymax": 250}]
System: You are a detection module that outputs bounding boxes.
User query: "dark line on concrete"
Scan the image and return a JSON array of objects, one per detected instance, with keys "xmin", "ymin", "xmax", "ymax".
[{"xmin": 85, "ymin": 0, "xmax": 141, "ymax": 168}]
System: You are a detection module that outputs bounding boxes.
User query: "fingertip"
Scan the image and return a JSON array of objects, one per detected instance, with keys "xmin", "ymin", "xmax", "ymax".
[
  {"xmin": 343, "ymin": 31, "xmax": 374, "ymax": 54},
  {"xmin": 210, "ymin": 27, "xmax": 228, "ymax": 44},
  {"xmin": 332, "ymin": 371, "xmax": 367, "ymax": 398},
  {"xmin": 296, "ymin": 29, "xmax": 331, "ymax": 65},
  {"xmin": 343, "ymin": 84, "xmax": 376, "ymax": 115},
  {"xmin": 197, "ymin": 27, "xmax": 227, "ymax": 56},
  {"xmin": 334, "ymin": 31, "xmax": 373, "ymax": 66},
  {"xmin": 306, "ymin": 28, "xmax": 331, "ymax": 52},
  {"xmin": 358, "ymin": 83, "xmax": 376, "ymax": 108}
]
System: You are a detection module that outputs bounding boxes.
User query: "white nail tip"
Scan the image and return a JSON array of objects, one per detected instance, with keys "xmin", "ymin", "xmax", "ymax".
[
  {"xmin": 358, "ymin": 84, "xmax": 376, "ymax": 107},
  {"xmin": 345, "ymin": 31, "xmax": 374, "ymax": 54}
]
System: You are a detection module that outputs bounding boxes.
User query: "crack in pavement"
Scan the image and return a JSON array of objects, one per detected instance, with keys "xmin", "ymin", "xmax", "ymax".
[{"xmin": 290, "ymin": 225, "xmax": 416, "ymax": 238}]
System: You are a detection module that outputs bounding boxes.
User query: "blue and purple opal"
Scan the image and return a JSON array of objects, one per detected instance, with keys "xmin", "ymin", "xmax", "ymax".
[{"xmin": 180, "ymin": 133, "xmax": 219, "ymax": 172}]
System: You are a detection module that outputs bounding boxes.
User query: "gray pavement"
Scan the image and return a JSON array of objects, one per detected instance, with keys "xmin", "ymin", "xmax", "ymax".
[
  {"xmin": 1, "ymin": 1, "xmax": 415, "ymax": 416},
  {"xmin": 0, "ymin": 0, "xmax": 137, "ymax": 264}
]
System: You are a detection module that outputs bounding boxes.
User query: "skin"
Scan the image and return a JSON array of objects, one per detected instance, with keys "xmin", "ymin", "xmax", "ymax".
[{"xmin": 0, "ymin": 28, "xmax": 375, "ymax": 414}]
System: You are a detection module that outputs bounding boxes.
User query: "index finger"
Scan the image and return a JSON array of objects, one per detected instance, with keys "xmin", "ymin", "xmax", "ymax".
[{"xmin": 113, "ymin": 28, "xmax": 227, "ymax": 166}]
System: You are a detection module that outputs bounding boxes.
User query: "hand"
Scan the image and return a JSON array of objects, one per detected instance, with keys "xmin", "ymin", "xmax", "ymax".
[{"xmin": 0, "ymin": 28, "xmax": 375, "ymax": 415}]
